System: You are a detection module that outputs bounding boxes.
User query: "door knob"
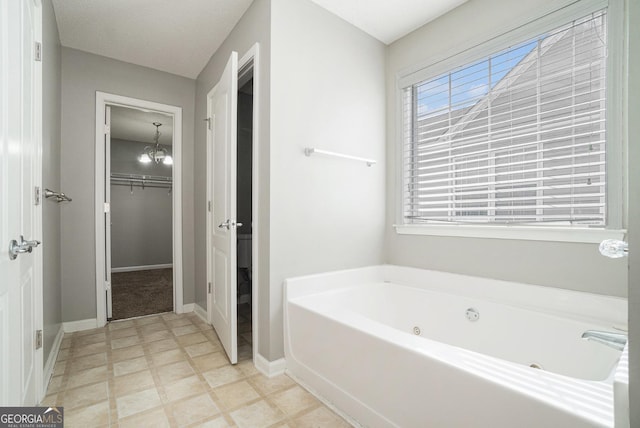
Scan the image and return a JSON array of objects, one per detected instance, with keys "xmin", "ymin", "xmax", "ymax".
[
  {"xmin": 218, "ymin": 220, "xmax": 242, "ymax": 230},
  {"xmin": 8, "ymin": 235, "xmax": 41, "ymax": 260}
]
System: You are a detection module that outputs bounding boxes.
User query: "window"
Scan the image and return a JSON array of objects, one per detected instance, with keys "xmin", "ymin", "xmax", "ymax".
[{"xmin": 401, "ymin": 10, "xmax": 610, "ymax": 229}]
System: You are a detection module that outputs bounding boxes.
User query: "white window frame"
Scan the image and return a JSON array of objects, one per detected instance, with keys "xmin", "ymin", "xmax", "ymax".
[{"xmin": 394, "ymin": 0, "xmax": 625, "ymax": 243}]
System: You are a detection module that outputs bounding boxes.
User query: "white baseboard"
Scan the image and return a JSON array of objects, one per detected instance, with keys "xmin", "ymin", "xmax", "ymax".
[
  {"xmin": 255, "ymin": 354, "xmax": 286, "ymax": 378},
  {"xmin": 42, "ymin": 325, "xmax": 64, "ymax": 399},
  {"xmin": 193, "ymin": 303, "xmax": 208, "ymax": 323},
  {"xmin": 111, "ymin": 263, "xmax": 173, "ymax": 273},
  {"xmin": 182, "ymin": 303, "xmax": 194, "ymax": 313},
  {"xmin": 63, "ymin": 318, "xmax": 98, "ymax": 333}
]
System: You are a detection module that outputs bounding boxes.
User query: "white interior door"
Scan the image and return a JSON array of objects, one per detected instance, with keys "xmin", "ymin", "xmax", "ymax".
[
  {"xmin": 0, "ymin": 0, "xmax": 43, "ymax": 405},
  {"xmin": 208, "ymin": 51, "xmax": 239, "ymax": 364},
  {"xmin": 104, "ymin": 106, "xmax": 112, "ymax": 319}
]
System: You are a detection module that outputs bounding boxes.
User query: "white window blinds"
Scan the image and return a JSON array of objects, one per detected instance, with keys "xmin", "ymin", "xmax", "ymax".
[{"xmin": 402, "ymin": 10, "xmax": 607, "ymax": 226}]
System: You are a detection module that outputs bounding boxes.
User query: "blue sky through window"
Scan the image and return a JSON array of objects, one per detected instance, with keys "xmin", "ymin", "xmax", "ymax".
[{"xmin": 417, "ymin": 40, "xmax": 537, "ymax": 117}]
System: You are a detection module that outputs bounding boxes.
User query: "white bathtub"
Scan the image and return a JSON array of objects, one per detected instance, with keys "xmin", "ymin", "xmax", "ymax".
[{"xmin": 284, "ymin": 265, "xmax": 629, "ymax": 428}]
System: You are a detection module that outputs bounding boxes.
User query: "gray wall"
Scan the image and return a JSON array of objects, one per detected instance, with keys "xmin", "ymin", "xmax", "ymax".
[
  {"xmin": 269, "ymin": 0, "xmax": 386, "ymax": 359},
  {"xmin": 110, "ymin": 139, "xmax": 172, "ymax": 268},
  {"xmin": 627, "ymin": 0, "xmax": 639, "ymax": 424},
  {"xmin": 385, "ymin": 0, "xmax": 628, "ymax": 298},
  {"xmin": 42, "ymin": 0, "xmax": 62, "ymax": 364},
  {"xmin": 194, "ymin": 0, "xmax": 272, "ymax": 354},
  {"xmin": 60, "ymin": 48, "xmax": 196, "ymax": 321}
]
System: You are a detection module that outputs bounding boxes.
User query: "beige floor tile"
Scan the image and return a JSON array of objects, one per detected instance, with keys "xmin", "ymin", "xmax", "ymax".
[
  {"xmin": 114, "ymin": 356, "xmax": 149, "ymax": 376},
  {"xmin": 116, "ymin": 387, "xmax": 162, "ymax": 419},
  {"xmin": 270, "ymin": 385, "xmax": 319, "ymax": 417},
  {"xmin": 172, "ymin": 324, "xmax": 200, "ymax": 336},
  {"xmin": 118, "ymin": 407, "xmax": 170, "ymax": 428},
  {"xmin": 170, "ymin": 393, "xmax": 220, "ymax": 426},
  {"xmin": 249, "ymin": 374, "xmax": 295, "ymax": 396},
  {"xmin": 60, "ymin": 336, "xmax": 72, "ymax": 349},
  {"xmin": 66, "ymin": 366, "xmax": 108, "ymax": 389},
  {"xmin": 73, "ymin": 342, "xmax": 107, "ymax": 357},
  {"xmin": 56, "ymin": 348, "xmax": 71, "ymax": 361},
  {"xmin": 52, "ymin": 361, "xmax": 67, "ymax": 377},
  {"xmin": 214, "ymin": 380, "xmax": 260, "ymax": 409},
  {"xmin": 161, "ymin": 312, "xmax": 180, "ymax": 320},
  {"xmin": 142, "ymin": 330, "xmax": 174, "ymax": 343},
  {"xmin": 196, "ymin": 416, "xmax": 232, "ymax": 427},
  {"xmin": 109, "ymin": 319, "xmax": 135, "ymax": 330},
  {"xmin": 151, "ymin": 348, "xmax": 187, "ymax": 367},
  {"xmin": 293, "ymin": 407, "xmax": 351, "ymax": 428},
  {"xmin": 110, "ymin": 327, "xmax": 138, "ymax": 339},
  {"xmin": 202, "ymin": 365, "xmax": 245, "ymax": 389},
  {"xmin": 176, "ymin": 332, "xmax": 208, "ymax": 346},
  {"xmin": 139, "ymin": 322, "xmax": 169, "ymax": 334},
  {"xmin": 184, "ymin": 341, "xmax": 221, "ymax": 358},
  {"xmin": 113, "ymin": 370, "xmax": 156, "ymax": 396},
  {"xmin": 74, "ymin": 332, "xmax": 107, "ymax": 347},
  {"xmin": 111, "ymin": 335, "xmax": 141, "ymax": 350},
  {"xmin": 39, "ymin": 393, "xmax": 59, "ymax": 407},
  {"xmin": 73, "ymin": 327, "xmax": 104, "ymax": 337},
  {"xmin": 157, "ymin": 360, "xmax": 195, "ymax": 384},
  {"xmin": 236, "ymin": 360, "xmax": 259, "ymax": 377},
  {"xmin": 229, "ymin": 400, "xmax": 285, "ymax": 428},
  {"xmin": 62, "ymin": 381, "xmax": 109, "ymax": 410},
  {"xmin": 163, "ymin": 375, "xmax": 205, "ymax": 402},
  {"xmin": 192, "ymin": 352, "xmax": 230, "ymax": 372},
  {"xmin": 111, "ymin": 344, "xmax": 145, "ymax": 362},
  {"xmin": 64, "ymin": 400, "xmax": 111, "ymax": 428},
  {"xmin": 147, "ymin": 338, "xmax": 179, "ymax": 353},
  {"xmin": 68, "ymin": 352, "xmax": 107, "ymax": 372},
  {"xmin": 134, "ymin": 315, "xmax": 164, "ymax": 326},
  {"xmin": 166, "ymin": 318, "xmax": 193, "ymax": 328}
]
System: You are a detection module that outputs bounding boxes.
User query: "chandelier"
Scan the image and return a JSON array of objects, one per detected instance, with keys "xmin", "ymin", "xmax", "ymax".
[{"xmin": 138, "ymin": 122, "xmax": 173, "ymax": 165}]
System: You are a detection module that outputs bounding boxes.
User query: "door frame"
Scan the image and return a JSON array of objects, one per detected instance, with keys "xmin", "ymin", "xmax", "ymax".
[
  {"xmin": 206, "ymin": 43, "xmax": 260, "ymax": 363},
  {"xmin": 95, "ymin": 92, "xmax": 183, "ymax": 326}
]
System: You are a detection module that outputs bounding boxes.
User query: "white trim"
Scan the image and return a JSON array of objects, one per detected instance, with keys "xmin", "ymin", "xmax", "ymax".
[
  {"xmin": 255, "ymin": 354, "xmax": 286, "ymax": 378},
  {"xmin": 95, "ymin": 92, "xmax": 183, "ymax": 327},
  {"xmin": 193, "ymin": 303, "xmax": 208, "ymax": 323},
  {"xmin": 63, "ymin": 318, "xmax": 98, "ymax": 333},
  {"xmin": 111, "ymin": 264, "xmax": 173, "ymax": 273},
  {"xmin": 395, "ymin": 224, "xmax": 625, "ymax": 243},
  {"xmin": 205, "ymin": 43, "xmax": 261, "ymax": 366},
  {"xmin": 41, "ymin": 325, "xmax": 63, "ymax": 400},
  {"xmin": 181, "ymin": 303, "xmax": 194, "ymax": 313}
]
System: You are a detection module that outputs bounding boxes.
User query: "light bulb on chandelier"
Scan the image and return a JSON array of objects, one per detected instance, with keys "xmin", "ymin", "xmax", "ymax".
[{"xmin": 139, "ymin": 122, "xmax": 173, "ymax": 165}]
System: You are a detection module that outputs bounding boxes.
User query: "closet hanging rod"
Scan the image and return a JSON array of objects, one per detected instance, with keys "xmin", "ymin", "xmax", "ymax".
[
  {"xmin": 110, "ymin": 178, "xmax": 172, "ymax": 186},
  {"xmin": 110, "ymin": 172, "xmax": 172, "ymax": 183},
  {"xmin": 111, "ymin": 181, "xmax": 172, "ymax": 189},
  {"xmin": 304, "ymin": 147, "xmax": 376, "ymax": 167}
]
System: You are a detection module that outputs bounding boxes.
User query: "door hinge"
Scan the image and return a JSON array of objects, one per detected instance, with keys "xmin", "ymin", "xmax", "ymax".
[
  {"xmin": 34, "ymin": 186, "xmax": 41, "ymax": 205},
  {"xmin": 208, "ymin": 282, "xmax": 211, "ymax": 294},
  {"xmin": 104, "ymin": 202, "xmax": 110, "ymax": 213},
  {"xmin": 105, "ymin": 281, "xmax": 111, "ymax": 291},
  {"xmin": 208, "ymin": 201, "xmax": 212, "ymax": 212},
  {"xmin": 35, "ymin": 330, "xmax": 42, "ymax": 350},
  {"xmin": 204, "ymin": 117, "xmax": 212, "ymax": 130},
  {"xmin": 34, "ymin": 42, "xmax": 42, "ymax": 62},
  {"xmin": 104, "ymin": 123, "xmax": 110, "ymax": 134}
]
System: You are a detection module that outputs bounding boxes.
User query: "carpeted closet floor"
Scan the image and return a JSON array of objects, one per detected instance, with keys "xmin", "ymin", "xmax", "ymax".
[{"xmin": 111, "ymin": 268, "xmax": 173, "ymax": 320}]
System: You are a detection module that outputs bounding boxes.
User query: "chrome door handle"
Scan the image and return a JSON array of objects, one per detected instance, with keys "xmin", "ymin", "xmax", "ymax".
[
  {"xmin": 8, "ymin": 235, "xmax": 41, "ymax": 260},
  {"xmin": 218, "ymin": 220, "xmax": 242, "ymax": 230}
]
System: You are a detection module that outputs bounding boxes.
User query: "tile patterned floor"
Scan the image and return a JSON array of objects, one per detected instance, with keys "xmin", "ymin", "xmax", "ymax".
[{"xmin": 41, "ymin": 312, "xmax": 351, "ymax": 428}]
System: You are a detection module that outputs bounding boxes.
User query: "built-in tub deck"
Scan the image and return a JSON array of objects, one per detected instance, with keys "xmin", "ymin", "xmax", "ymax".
[{"xmin": 284, "ymin": 265, "xmax": 628, "ymax": 428}]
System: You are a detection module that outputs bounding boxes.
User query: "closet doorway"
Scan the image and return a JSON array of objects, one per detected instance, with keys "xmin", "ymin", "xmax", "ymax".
[
  {"xmin": 95, "ymin": 93, "xmax": 184, "ymax": 326},
  {"xmin": 109, "ymin": 107, "xmax": 174, "ymax": 320}
]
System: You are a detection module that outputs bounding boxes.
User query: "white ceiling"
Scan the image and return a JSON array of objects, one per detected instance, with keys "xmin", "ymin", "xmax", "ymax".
[
  {"xmin": 51, "ymin": 0, "xmax": 466, "ymax": 80},
  {"xmin": 51, "ymin": 0, "xmax": 254, "ymax": 79},
  {"xmin": 110, "ymin": 106, "xmax": 173, "ymax": 146},
  {"xmin": 308, "ymin": 0, "xmax": 468, "ymax": 44}
]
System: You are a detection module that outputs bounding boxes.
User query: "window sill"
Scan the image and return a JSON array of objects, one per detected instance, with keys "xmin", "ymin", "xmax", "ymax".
[{"xmin": 394, "ymin": 224, "xmax": 626, "ymax": 244}]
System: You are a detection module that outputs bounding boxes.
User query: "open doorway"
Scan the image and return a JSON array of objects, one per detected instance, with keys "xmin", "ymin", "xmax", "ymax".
[
  {"xmin": 95, "ymin": 92, "xmax": 183, "ymax": 327},
  {"xmin": 236, "ymin": 71, "xmax": 253, "ymax": 361},
  {"xmin": 109, "ymin": 106, "xmax": 174, "ymax": 320}
]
